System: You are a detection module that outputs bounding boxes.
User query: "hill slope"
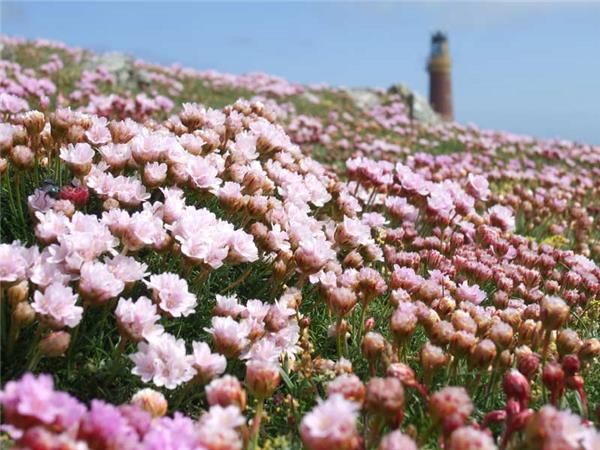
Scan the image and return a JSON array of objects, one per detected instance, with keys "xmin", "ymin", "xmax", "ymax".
[{"xmin": 1, "ymin": 36, "xmax": 600, "ymax": 450}]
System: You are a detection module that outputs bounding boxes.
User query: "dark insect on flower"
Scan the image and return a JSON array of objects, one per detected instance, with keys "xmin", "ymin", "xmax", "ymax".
[{"xmin": 39, "ymin": 178, "xmax": 61, "ymax": 199}]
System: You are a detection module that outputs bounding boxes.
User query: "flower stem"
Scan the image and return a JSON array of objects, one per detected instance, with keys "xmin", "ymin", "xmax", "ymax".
[{"xmin": 250, "ymin": 398, "xmax": 264, "ymax": 449}]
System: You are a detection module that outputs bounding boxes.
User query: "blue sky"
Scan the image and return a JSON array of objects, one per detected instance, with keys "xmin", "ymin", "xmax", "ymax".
[{"xmin": 2, "ymin": 2, "xmax": 600, "ymax": 144}]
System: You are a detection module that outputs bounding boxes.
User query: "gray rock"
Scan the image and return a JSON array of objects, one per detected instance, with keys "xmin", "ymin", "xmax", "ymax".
[
  {"xmin": 84, "ymin": 52, "xmax": 135, "ymax": 86},
  {"xmin": 388, "ymin": 83, "xmax": 442, "ymax": 125},
  {"xmin": 344, "ymin": 88, "xmax": 382, "ymax": 111}
]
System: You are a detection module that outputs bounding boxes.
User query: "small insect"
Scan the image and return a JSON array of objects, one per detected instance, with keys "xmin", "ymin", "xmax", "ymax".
[{"xmin": 39, "ymin": 178, "xmax": 61, "ymax": 199}]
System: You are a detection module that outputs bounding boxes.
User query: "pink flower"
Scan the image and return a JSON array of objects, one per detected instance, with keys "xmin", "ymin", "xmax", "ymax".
[
  {"xmin": 466, "ymin": 174, "xmax": 490, "ymax": 201},
  {"xmin": 85, "ymin": 117, "xmax": 111, "ymax": 145},
  {"xmin": 378, "ymin": 430, "xmax": 418, "ymax": 450},
  {"xmin": 214, "ymin": 294, "xmax": 245, "ymax": 318},
  {"xmin": 32, "ymin": 282, "xmax": 83, "ymax": 329},
  {"xmin": 300, "ymin": 394, "xmax": 360, "ymax": 450},
  {"xmin": 79, "ymin": 261, "xmax": 125, "ymax": 305},
  {"xmin": 34, "ymin": 210, "xmax": 70, "ymax": 245},
  {"xmin": 105, "ymin": 254, "xmax": 148, "ymax": 286},
  {"xmin": 0, "ymin": 92, "xmax": 29, "ymax": 113},
  {"xmin": 145, "ymin": 273, "xmax": 197, "ymax": 317},
  {"xmin": 115, "ymin": 296, "xmax": 163, "ymax": 342},
  {"xmin": 28, "ymin": 189, "xmax": 56, "ymax": 215},
  {"xmin": 190, "ymin": 341, "xmax": 227, "ymax": 384},
  {"xmin": 205, "ymin": 316, "xmax": 250, "ymax": 358},
  {"xmin": 227, "ymin": 230, "xmax": 259, "ymax": 264},
  {"xmin": 487, "ymin": 205, "xmax": 516, "ymax": 232},
  {"xmin": 428, "ymin": 184, "xmax": 455, "ymax": 218},
  {"xmin": 129, "ymin": 333, "xmax": 195, "ymax": 389},
  {"xmin": 448, "ymin": 427, "xmax": 495, "ymax": 450},
  {"xmin": 0, "ymin": 241, "xmax": 37, "ymax": 284},
  {"xmin": 60, "ymin": 143, "xmax": 95, "ymax": 176},
  {"xmin": 197, "ymin": 405, "xmax": 245, "ymax": 450},
  {"xmin": 185, "ymin": 156, "xmax": 222, "ymax": 192},
  {"xmin": 0, "ymin": 373, "xmax": 85, "ymax": 433},
  {"xmin": 160, "ymin": 187, "xmax": 187, "ymax": 224},
  {"xmin": 143, "ymin": 162, "xmax": 167, "ymax": 187},
  {"xmin": 98, "ymin": 143, "xmax": 131, "ymax": 171},
  {"xmin": 455, "ymin": 281, "xmax": 486, "ymax": 305}
]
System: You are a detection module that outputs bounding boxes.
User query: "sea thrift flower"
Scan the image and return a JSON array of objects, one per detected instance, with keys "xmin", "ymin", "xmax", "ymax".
[
  {"xmin": 429, "ymin": 387, "xmax": 474, "ymax": 436},
  {"xmin": 115, "ymin": 296, "xmax": 164, "ymax": 342},
  {"xmin": 130, "ymin": 388, "xmax": 168, "ymax": 418},
  {"xmin": 0, "ymin": 373, "xmax": 86, "ymax": 433},
  {"xmin": 378, "ymin": 430, "xmax": 417, "ymax": 450},
  {"xmin": 466, "ymin": 174, "xmax": 490, "ymax": 201},
  {"xmin": 129, "ymin": 333, "xmax": 195, "ymax": 389},
  {"xmin": 487, "ymin": 205, "xmax": 516, "ymax": 232},
  {"xmin": 326, "ymin": 374, "xmax": 366, "ymax": 404},
  {"xmin": 60, "ymin": 143, "xmax": 95, "ymax": 176},
  {"xmin": 205, "ymin": 316, "xmax": 251, "ymax": 358},
  {"xmin": 365, "ymin": 377, "xmax": 405, "ymax": 424},
  {"xmin": 206, "ymin": 375, "xmax": 247, "ymax": 409},
  {"xmin": 448, "ymin": 426, "xmax": 496, "ymax": 450},
  {"xmin": 32, "ymin": 282, "xmax": 83, "ymax": 329},
  {"xmin": 300, "ymin": 394, "xmax": 360, "ymax": 450},
  {"xmin": 145, "ymin": 273, "xmax": 197, "ymax": 317},
  {"xmin": 455, "ymin": 281, "xmax": 486, "ymax": 305},
  {"xmin": 245, "ymin": 359, "xmax": 281, "ymax": 399},
  {"xmin": 190, "ymin": 341, "xmax": 227, "ymax": 384},
  {"xmin": 79, "ymin": 261, "xmax": 125, "ymax": 305},
  {"xmin": 197, "ymin": 404, "xmax": 246, "ymax": 450}
]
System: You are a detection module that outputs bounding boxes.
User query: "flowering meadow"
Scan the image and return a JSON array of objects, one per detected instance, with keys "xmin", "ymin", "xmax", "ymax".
[{"xmin": 1, "ymin": 36, "xmax": 600, "ymax": 449}]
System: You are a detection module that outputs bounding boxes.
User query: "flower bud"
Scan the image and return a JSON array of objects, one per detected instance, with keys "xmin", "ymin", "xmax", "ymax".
[
  {"xmin": 326, "ymin": 373, "xmax": 365, "ymax": 404},
  {"xmin": 363, "ymin": 316, "xmax": 375, "ymax": 333},
  {"xmin": 430, "ymin": 320, "xmax": 454, "ymax": 347},
  {"xmin": 387, "ymin": 363, "xmax": 418, "ymax": 388},
  {"xmin": 448, "ymin": 426, "xmax": 496, "ymax": 450},
  {"xmin": 245, "ymin": 360, "xmax": 281, "ymax": 400},
  {"xmin": 542, "ymin": 362, "xmax": 565, "ymax": 400},
  {"xmin": 517, "ymin": 353, "xmax": 540, "ymax": 380},
  {"xmin": 361, "ymin": 331, "xmax": 385, "ymax": 362},
  {"xmin": 206, "ymin": 375, "xmax": 247, "ymax": 410},
  {"xmin": 488, "ymin": 321, "xmax": 513, "ymax": 349},
  {"xmin": 500, "ymin": 349, "xmax": 514, "ymax": 368},
  {"xmin": 421, "ymin": 342, "xmax": 448, "ymax": 374},
  {"xmin": 10, "ymin": 145, "xmax": 34, "ymax": 169},
  {"xmin": 561, "ymin": 354, "xmax": 580, "ymax": 376},
  {"xmin": 12, "ymin": 302, "xmax": 36, "ymax": 328},
  {"xmin": 565, "ymin": 374, "xmax": 584, "ymax": 392},
  {"xmin": 8, "ymin": 280, "xmax": 29, "ymax": 306},
  {"xmin": 451, "ymin": 310, "xmax": 477, "ymax": 335},
  {"xmin": 503, "ymin": 369, "xmax": 530, "ymax": 407},
  {"xmin": 365, "ymin": 377, "xmax": 405, "ymax": 422},
  {"xmin": 540, "ymin": 295, "xmax": 570, "ymax": 330},
  {"xmin": 429, "ymin": 387, "xmax": 473, "ymax": 437},
  {"xmin": 390, "ymin": 309, "xmax": 417, "ymax": 343},
  {"xmin": 556, "ymin": 329, "xmax": 582, "ymax": 357},
  {"xmin": 326, "ymin": 287, "xmax": 357, "ymax": 317},
  {"xmin": 38, "ymin": 331, "xmax": 71, "ymax": 357},
  {"xmin": 469, "ymin": 338, "xmax": 497, "ymax": 370},
  {"xmin": 131, "ymin": 388, "xmax": 168, "ymax": 417},
  {"xmin": 579, "ymin": 338, "xmax": 600, "ymax": 362}
]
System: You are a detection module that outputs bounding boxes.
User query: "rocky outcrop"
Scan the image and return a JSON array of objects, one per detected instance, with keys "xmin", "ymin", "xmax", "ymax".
[{"xmin": 388, "ymin": 84, "xmax": 442, "ymax": 125}]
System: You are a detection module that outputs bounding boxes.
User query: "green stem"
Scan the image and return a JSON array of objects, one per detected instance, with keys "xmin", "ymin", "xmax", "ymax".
[
  {"xmin": 356, "ymin": 305, "xmax": 367, "ymax": 348},
  {"xmin": 219, "ymin": 266, "xmax": 252, "ymax": 294},
  {"xmin": 250, "ymin": 398, "xmax": 265, "ymax": 450},
  {"xmin": 27, "ymin": 348, "xmax": 42, "ymax": 372}
]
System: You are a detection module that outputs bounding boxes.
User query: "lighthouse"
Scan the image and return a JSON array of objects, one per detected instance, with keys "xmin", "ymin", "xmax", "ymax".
[{"xmin": 427, "ymin": 31, "xmax": 453, "ymax": 121}]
